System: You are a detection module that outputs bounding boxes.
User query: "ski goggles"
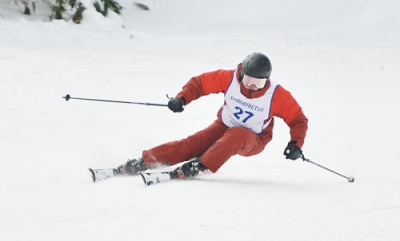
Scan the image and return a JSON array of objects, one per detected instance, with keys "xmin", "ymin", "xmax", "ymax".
[{"xmin": 242, "ymin": 74, "xmax": 268, "ymax": 89}]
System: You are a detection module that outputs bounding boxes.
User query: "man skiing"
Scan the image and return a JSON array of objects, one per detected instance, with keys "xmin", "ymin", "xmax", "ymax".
[{"xmin": 118, "ymin": 52, "xmax": 308, "ymax": 179}]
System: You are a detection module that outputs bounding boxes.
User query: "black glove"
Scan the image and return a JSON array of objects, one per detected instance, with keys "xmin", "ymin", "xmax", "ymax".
[
  {"xmin": 283, "ymin": 141, "xmax": 302, "ymax": 160},
  {"xmin": 168, "ymin": 97, "xmax": 184, "ymax": 113}
]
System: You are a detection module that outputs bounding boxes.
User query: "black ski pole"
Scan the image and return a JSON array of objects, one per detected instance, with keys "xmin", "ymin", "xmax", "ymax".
[
  {"xmin": 301, "ymin": 154, "xmax": 355, "ymax": 183},
  {"xmin": 62, "ymin": 94, "xmax": 168, "ymax": 107}
]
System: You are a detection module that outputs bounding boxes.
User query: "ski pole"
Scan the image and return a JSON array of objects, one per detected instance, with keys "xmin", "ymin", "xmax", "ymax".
[
  {"xmin": 300, "ymin": 154, "xmax": 355, "ymax": 183},
  {"xmin": 62, "ymin": 94, "xmax": 168, "ymax": 107}
]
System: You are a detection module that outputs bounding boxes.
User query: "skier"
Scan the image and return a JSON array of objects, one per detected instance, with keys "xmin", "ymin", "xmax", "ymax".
[{"xmin": 118, "ymin": 52, "xmax": 308, "ymax": 178}]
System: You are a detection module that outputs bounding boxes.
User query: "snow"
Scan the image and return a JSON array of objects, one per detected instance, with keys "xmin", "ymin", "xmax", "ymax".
[{"xmin": 1, "ymin": 0, "xmax": 400, "ymax": 240}]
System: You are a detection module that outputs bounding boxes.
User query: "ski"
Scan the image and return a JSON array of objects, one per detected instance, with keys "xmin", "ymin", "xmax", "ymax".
[
  {"xmin": 139, "ymin": 171, "xmax": 173, "ymax": 185},
  {"xmin": 89, "ymin": 165, "xmax": 125, "ymax": 182},
  {"xmin": 89, "ymin": 163, "xmax": 189, "ymax": 185},
  {"xmin": 140, "ymin": 166, "xmax": 186, "ymax": 186}
]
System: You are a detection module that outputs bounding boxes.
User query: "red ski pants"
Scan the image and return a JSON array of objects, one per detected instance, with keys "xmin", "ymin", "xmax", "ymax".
[{"xmin": 142, "ymin": 120, "xmax": 268, "ymax": 172}]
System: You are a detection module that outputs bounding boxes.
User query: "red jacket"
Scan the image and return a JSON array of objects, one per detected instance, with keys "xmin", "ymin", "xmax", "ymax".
[{"xmin": 176, "ymin": 64, "xmax": 308, "ymax": 148}]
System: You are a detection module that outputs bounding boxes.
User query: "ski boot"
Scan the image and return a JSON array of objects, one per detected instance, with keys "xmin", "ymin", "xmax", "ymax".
[
  {"xmin": 171, "ymin": 157, "xmax": 207, "ymax": 178},
  {"xmin": 114, "ymin": 158, "xmax": 149, "ymax": 176}
]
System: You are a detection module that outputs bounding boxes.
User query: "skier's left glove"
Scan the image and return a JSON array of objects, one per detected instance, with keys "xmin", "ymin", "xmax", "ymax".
[{"xmin": 283, "ymin": 141, "xmax": 302, "ymax": 160}]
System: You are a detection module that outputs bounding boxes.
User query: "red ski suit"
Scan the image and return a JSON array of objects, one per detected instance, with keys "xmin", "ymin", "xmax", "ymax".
[{"xmin": 142, "ymin": 64, "xmax": 308, "ymax": 172}]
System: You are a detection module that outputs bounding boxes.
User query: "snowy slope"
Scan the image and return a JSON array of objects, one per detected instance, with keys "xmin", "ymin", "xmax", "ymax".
[{"xmin": 1, "ymin": 0, "xmax": 400, "ymax": 240}]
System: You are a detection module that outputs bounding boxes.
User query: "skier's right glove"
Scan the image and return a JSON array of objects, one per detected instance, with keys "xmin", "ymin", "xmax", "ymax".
[
  {"xmin": 283, "ymin": 141, "xmax": 302, "ymax": 160},
  {"xmin": 168, "ymin": 97, "xmax": 184, "ymax": 113}
]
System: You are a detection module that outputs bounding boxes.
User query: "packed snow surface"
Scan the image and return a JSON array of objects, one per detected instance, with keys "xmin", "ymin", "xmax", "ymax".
[{"xmin": 1, "ymin": 0, "xmax": 399, "ymax": 240}]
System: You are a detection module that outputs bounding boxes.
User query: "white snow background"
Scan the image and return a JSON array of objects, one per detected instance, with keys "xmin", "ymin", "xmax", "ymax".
[{"xmin": 1, "ymin": 0, "xmax": 400, "ymax": 240}]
